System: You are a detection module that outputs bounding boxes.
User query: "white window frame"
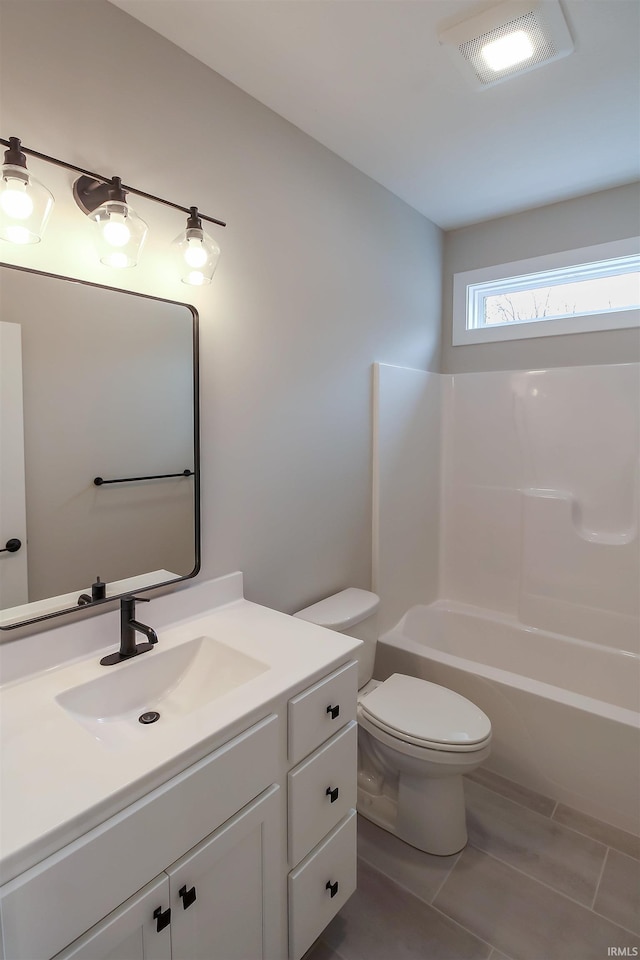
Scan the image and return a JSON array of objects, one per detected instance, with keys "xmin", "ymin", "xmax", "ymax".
[{"xmin": 452, "ymin": 237, "xmax": 640, "ymax": 346}]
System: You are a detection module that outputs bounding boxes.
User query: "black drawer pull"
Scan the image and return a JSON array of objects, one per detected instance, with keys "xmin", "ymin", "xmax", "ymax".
[
  {"xmin": 326, "ymin": 880, "xmax": 339, "ymax": 898},
  {"xmin": 179, "ymin": 884, "xmax": 197, "ymax": 910},
  {"xmin": 326, "ymin": 704, "xmax": 340, "ymax": 720},
  {"xmin": 326, "ymin": 786, "xmax": 339, "ymax": 803},
  {"xmin": 153, "ymin": 906, "xmax": 171, "ymax": 932}
]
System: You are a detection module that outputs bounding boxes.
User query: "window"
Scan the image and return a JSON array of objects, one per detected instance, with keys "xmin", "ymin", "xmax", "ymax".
[{"xmin": 452, "ymin": 238, "xmax": 640, "ymax": 345}]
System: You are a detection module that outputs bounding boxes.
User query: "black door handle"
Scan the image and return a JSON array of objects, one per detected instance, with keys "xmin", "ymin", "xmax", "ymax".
[
  {"xmin": 326, "ymin": 786, "xmax": 339, "ymax": 803},
  {"xmin": 326, "ymin": 704, "xmax": 340, "ymax": 720},
  {"xmin": 0, "ymin": 538, "xmax": 21, "ymax": 554},
  {"xmin": 179, "ymin": 884, "xmax": 197, "ymax": 909}
]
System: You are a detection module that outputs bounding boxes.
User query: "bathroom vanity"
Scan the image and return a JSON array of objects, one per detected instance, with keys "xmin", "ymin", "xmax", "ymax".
[{"xmin": 0, "ymin": 573, "xmax": 360, "ymax": 960}]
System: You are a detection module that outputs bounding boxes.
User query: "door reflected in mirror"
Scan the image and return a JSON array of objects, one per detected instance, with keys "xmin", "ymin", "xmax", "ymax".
[{"xmin": 0, "ymin": 263, "xmax": 199, "ymax": 629}]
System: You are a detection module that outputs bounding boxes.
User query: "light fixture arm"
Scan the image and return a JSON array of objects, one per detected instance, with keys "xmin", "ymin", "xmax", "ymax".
[
  {"xmin": 72, "ymin": 175, "xmax": 129, "ymax": 215},
  {"xmin": 0, "ymin": 137, "xmax": 226, "ymax": 228}
]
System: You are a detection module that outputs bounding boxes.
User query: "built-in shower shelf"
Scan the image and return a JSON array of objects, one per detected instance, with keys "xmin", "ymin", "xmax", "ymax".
[
  {"xmin": 520, "ymin": 489, "xmax": 639, "ymax": 646},
  {"xmin": 522, "ymin": 488, "xmax": 638, "ymax": 545}
]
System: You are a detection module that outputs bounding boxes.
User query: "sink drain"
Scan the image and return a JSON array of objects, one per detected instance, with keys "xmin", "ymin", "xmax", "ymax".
[{"xmin": 139, "ymin": 710, "xmax": 161, "ymax": 724}]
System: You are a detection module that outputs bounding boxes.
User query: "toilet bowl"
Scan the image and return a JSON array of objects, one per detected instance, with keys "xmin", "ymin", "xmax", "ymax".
[
  {"xmin": 294, "ymin": 589, "xmax": 492, "ymax": 856},
  {"xmin": 357, "ymin": 675, "xmax": 491, "ymax": 855}
]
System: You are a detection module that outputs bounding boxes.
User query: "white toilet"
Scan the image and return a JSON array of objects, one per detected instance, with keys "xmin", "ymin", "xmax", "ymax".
[{"xmin": 294, "ymin": 588, "xmax": 491, "ymax": 856}]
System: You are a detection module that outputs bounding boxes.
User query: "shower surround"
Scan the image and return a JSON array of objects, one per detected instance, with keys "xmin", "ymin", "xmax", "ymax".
[
  {"xmin": 373, "ymin": 361, "xmax": 640, "ymax": 833},
  {"xmin": 441, "ymin": 362, "xmax": 639, "ymax": 652}
]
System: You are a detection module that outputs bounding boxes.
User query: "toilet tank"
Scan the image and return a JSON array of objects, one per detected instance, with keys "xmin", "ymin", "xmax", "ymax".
[{"xmin": 293, "ymin": 588, "xmax": 380, "ymax": 689}]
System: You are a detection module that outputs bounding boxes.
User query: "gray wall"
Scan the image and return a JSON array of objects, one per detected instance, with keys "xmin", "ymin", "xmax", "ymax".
[
  {"xmin": 0, "ymin": 0, "xmax": 442, "ymax": 620},
  {"xmin": 441, "ymin": 183, "xmax": 640, "ymax": 373}
]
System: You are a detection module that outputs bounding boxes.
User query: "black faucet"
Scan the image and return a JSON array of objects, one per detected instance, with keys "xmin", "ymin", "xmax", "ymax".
[{"xmin": 100, "ymin": 595, "xmax": 158, "ymax": 666}]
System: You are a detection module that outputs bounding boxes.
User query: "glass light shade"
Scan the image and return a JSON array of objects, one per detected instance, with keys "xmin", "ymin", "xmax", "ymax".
[
  {"xmin": 174, "ymin": 225, "xmax": 220, "ymax": 286},
  {"xmin": 88, "ymin": 199, "xmax": 148, "ymax": 268},
  {"xmin": 0, "ymin": 164, "xmax": 54, "ymax": 244}
]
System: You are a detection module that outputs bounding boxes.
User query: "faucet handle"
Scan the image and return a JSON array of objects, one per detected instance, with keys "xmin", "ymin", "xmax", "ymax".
[{"xmin": 132, "ymin": 595, "xmax": 151, "ymax": 603}]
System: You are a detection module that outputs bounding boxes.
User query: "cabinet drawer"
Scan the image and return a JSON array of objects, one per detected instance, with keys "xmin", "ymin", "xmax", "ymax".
[
  {"xmin": 288, "ymin": 661, "xmax": 357, "ymax": 765},
  {"xmin": 288, "ymin": 810, "xmax": 357, "ymax": 960},
  {"xmin": 288, "ymin": 722, "xmax": 357, "ymax": 866},
  {"xmin": 0, "ymin": 714, "xmax": 278, "ymax": 960}
]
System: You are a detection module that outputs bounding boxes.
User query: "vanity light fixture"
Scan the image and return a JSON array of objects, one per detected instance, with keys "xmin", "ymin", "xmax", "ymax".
[
  {"xmin": 0, "ymin": 136, "xmax": 226, "ymax": 279},
  {"xmin": 75, "ymin": 176, "xmax": 148, "ymax": 268},
  {"xmin": 0, "ymin": 137, "xmax": 54, "ymax": 244},
  {"xmin": 438, "ymin": 0, "xmax": 574, "ymax": 90},
  {"xmin": 174, "ymin": 207, "xmax": 221, "ymax": 286}
]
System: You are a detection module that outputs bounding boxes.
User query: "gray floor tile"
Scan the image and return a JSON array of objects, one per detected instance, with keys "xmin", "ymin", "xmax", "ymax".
[
  {"xmin": 302, "ymin": 937, "xmax": 347, "ymax": 960},
  {"xmin": 323, "ymin": 859, "xmax": 491, "ymax": 960},
  {"xmin": 593, "ymin": 848, "xmax": 640, "ymax": 935},
  {"xmin": 465, "ymin": 778, "xmax": 607, "ymax": 905},
  {"xmin": 357, "ymin": 814, "xmax": 459, "ymax": 904},
  {"xmin": 553, "ymin": 804, "xmax": 640, "ymax": 860},
  {"xmin": 434, "ymin": 845, "xmax": 640, "ymax": 960},
  {"xmin": 466, "ymin": 769, "xmax": 556, "ymax": 818},
  {"xmin": 488, "ymin": 951, "xmax": 512, "ymax": 960}
]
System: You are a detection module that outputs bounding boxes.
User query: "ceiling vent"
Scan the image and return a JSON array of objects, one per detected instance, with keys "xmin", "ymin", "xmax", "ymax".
[{"xmin": 438, "ymin": 0, "xmax": 574, "ymax": 90}]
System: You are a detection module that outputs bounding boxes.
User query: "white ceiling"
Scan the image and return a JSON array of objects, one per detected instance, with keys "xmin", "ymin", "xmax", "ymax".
[{"xmin": 111, "ymin": 0, "xmax": 640, "ymax": 229}]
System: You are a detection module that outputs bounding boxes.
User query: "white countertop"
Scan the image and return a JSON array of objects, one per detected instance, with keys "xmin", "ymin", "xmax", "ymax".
[{"xmin": 0, "ymin": 575, "xmax": 360, "ymax": 885}]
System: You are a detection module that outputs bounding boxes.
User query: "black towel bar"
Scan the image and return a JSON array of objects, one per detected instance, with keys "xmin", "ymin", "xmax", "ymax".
[{"xmin": 94, "ymin": 470, "xmax": 194, "ymax": 486}]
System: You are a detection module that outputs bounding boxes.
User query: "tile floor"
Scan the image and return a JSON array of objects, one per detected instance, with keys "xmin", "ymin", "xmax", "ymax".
[{"xmin": 304, "ymin": 769, "xmax": 640, "ymax": 960}]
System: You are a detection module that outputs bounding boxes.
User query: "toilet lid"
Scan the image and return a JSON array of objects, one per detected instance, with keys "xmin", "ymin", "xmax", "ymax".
[{"xmin": 359, "ymin": 674, "xmax": 491, "ymax": 747}]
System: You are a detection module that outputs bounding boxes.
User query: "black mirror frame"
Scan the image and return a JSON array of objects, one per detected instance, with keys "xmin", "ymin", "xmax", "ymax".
[{"xmin": 0, "ymin": 261, "xmax": 201, "ymax": 631}]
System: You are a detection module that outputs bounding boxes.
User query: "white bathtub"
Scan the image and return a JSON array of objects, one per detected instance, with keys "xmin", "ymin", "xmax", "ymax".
[{"xmin": 376, "ymin": 601, "xmax": 640, "ymax": 836}]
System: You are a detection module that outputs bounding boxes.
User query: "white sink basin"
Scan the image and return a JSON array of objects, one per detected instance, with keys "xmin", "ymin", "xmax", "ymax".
[{"xmin": 55, "ymin": 636, "xmax": 269, "ymax": 747}]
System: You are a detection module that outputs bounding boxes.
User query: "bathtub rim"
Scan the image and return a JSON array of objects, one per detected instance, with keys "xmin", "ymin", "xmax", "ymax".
[{"xmin": 380, "ymin": 599, "xmax": 639, "ymax": 729}]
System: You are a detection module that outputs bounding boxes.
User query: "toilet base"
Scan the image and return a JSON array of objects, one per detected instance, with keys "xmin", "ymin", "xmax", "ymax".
[
  {"xmin": 397, "ymin": 771, "xmax": 468, "ymax": 855},
  {"xmin": 357, "ymin": 772, "xmax": 468, "ymax": 857}
]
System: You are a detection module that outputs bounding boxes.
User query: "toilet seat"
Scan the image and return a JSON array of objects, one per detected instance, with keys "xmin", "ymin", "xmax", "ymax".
[{"xmin": 358, "ymin": 674, "xmax": 491, "ymax": 753}]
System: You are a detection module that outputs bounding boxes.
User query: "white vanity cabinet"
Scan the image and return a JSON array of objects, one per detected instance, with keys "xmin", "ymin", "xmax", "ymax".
[
  {"xmin": 52, "ymin": 785, "xmax": 281, "ymax": 960},
  {"xmin": 0, "ymin": 654, "xmax": 360, "ymax": 960},
  {"xmin": 0, "ymin": 715, "xmax": 283, "ymax": 960}
]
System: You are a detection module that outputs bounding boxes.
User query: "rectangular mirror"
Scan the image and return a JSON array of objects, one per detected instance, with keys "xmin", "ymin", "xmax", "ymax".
[{"xmin": 0, "ymin": 262, "xmax": 200, "ymax": 629}]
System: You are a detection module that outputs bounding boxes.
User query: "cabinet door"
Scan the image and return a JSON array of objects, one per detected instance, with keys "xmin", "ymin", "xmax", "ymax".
[
  {"xmin": 52, "ymin": 876, "xmax": 171, "ymax": 960},
  {"xmin": 166, "ymin": 784, "xmax": 283, "ymax": 960}
]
